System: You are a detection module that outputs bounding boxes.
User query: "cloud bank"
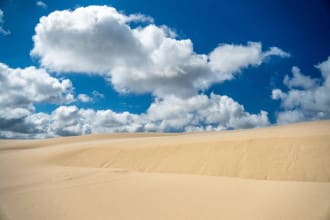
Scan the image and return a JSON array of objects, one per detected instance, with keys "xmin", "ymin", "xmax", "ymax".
[
  {"xmin": 0, "ymin": 63, "xmax": 74, "ymax": 138},
  {"xmin": 0, "ymin": 93, "xmax": 269, "ymax": 138},
  {"xmin": 0, "ymin": 6, "xmax": 292, "ymax": 138}
]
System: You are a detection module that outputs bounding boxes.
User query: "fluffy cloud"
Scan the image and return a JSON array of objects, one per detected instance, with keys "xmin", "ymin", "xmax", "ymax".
[
  {"xmin": 0, "ymin": 5, "xmax": 290, "ymax": 138},
  {"xmin": 0, "ymin": 9, "xmax": 10, "ymax": 35},
  {"xmin": 49, "ymin": 106, "xmax": 143, "ymax": 136},
  {"xmin": 209, "ymin": 43, "xmax": 289, "ymax": 79},
  {"xmin": 77, "ymin": 94, "xmax": 92, "ymax": 103},
  {"xmin": 283, "ymin": 66, "xmax": 318, "ymax": 89},
  {"xmin": 1, "ymin": 105, "xmax": 144, "ymax": 138},
  {"xmin": 0, "ymin": 63, "xmax": 74, "ymax": 107},
  {"xmin": 0, "ymin": 93, "xmax": 269, "ymax": 138},
  {"xmin": 0, "ymin": 63, "xmax": 74, "ymax": 137},
  {"xmin": 31, "ymin": 6, "xmax": 289, "ymax": 98},
  {"xmin": 145, "ymin": 94, "xmax": 269, "ymax": 131},
  {"xmin": 272, "ymin": 56, "xmax": 330, "ymax": 124}
]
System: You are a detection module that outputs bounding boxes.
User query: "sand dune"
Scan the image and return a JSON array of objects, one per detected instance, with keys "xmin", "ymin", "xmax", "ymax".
[{"xmin": 0, "ymin": 120, "xmax": 329, "ymax": 219}]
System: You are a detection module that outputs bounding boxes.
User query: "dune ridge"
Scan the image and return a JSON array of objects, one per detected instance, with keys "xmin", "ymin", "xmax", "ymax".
[{"xmin": 43, "ymin": 120, "xmax": 330, "ymax": 182}]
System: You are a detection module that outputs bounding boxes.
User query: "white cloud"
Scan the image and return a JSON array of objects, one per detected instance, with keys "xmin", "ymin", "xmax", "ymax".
[
  {"xmin": 1, "ymin": 5, "xmax": 291, "ymax": 138},
  {"xmin": 272, "ymin": 56, "xmax": 330, "ymax": 124},
  {"xmin": 58, "ymin": 93, "xmax": 268, "ymax": 136},
  {"xmin": 209, "ymin": 43, "xmax": 289, "ymax": 79},
  {"xmin": 317, "ymin": 55, "xmax": 330, "ymax": 79},
  {"xmin": 49, "ymin": 106, "xmax": 144, "ymax": 136},
  {"xmin": 0, "ymin": 9, "xmax": 10, "ymax": 35},
  {"xmin": 31, "ymin": 6, "xmax": 289, "ymax": 98},
  {"xmin": 283, "ymin": 66, "xmax": 318, "ymax": 89},
  {"xmin": 145, "ymin": 94, "xmax": 269, "ymax": 131},
  {"xmin": 276, "ymin": 110, "xmax": 305, "ymax": 125},
  {"xmin": 49, "ymin": 106, "xmax": 91, "ymax": 136},
  {"xmin": 0, "ymin": 92, "xmax": 270, "ymax": 138},
  {"xmin": 271, "ymin": 89, "xmax": 286, "ymax": 100},
  {"xmin": 77, "ymin": 94, "xmax": 92, "ymax": 103},
  {"xmin": 36, "ymin": 1, "xmax": 47, "ymax": 9},
  {"xmin": 262, "ymin": 47, "xmax": 291, "ymax": 58},
  {"xmin": 0, "ymin": 63, "xmax": 74, "ymax": 137},
  {"xmin": 0, "ymin": 63, "xmax": 74, "ymax": 107}
]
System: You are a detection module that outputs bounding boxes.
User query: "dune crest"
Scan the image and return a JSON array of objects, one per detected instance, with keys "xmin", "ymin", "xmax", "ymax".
[{"xmin": 45, "ymin": 120, "xmax": 330, "ymax": 182}]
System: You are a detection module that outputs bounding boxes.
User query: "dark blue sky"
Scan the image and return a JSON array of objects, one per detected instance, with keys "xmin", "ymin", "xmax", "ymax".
[{"xmin": 0, "ymin": 0, "xmax": 329, "ymax": 126}]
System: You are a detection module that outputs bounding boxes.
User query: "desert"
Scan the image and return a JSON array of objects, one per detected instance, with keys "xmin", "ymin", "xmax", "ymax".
[{"xmin": 0, "ymin": 120, "xmax": 329, "ymax": 220}]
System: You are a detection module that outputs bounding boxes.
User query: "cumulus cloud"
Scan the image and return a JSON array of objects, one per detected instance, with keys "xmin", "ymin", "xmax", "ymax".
[
  {"xmin": 145, "ymin": 94, "xmax": 269, "ymax": 131},
  {"xmin": 209, "ymin": 43, "xmax": 289, "ymax": 79},
  {"xmin": 0, "ymin": 111, "xmax": 54, "ymax": 139},
  {"xmin": 0, "ymin": 9, "xmax": 10, "ymax": 35},
  {"xmin": 1, "ymin": 105, "xmax": 143, "ymax": 138},
  {"xmin": 0, "ymin": 63, "xmax": 74, "ymax": 106},
  {"xmin": 272, "ymin": 56, "xmax": 330, "ymax": 124},
  {"xmin": 31, "ymin": 6, "xmax": 289, "ymax": 98},
  {"xmin": 283, "ymin": 66, "xmax": 318, "ymax": 89},
  {"xmin": 77, "ymin": 94, "xmax": 92, "ymax": 103},
  {"xmin": 275, "ymin": 110, "xmax": 305, "ymax": 125},
  {"xmin": 0, "ymin": 5, "xmax": 290, "ymax": 138},
  {"xmin": 49, "ymin": 106, "xmax": 143, "ymax": 136},
  {"xmin": 84, "ymin": 93, "xmax": 267, "ymax": 133},
  {"xmin": 0, "ymin": 93, "xmax": 269, "ymax": 138},
  {"xmin": 0, "ymin": 63, "xmax": 74, "ymax": 137},
  {"xmin": 36, "ymin": 1, "xmax": 47, "ymax": 9}
]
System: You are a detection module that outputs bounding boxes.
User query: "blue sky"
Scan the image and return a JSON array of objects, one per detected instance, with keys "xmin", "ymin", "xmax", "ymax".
[{"xmin": 0, "ymin": 0, "xmax": 329, "ymax": 138}]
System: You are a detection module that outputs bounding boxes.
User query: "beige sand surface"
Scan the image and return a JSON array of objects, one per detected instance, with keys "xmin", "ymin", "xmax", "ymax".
[{"xmin": 0, "ymin": 120, "xmax": 329, "ymax": 219}]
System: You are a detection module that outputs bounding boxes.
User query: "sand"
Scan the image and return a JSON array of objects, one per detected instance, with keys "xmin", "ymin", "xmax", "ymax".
[{"xmin": 0, "ymin": 120, "xmax": 329, "ymax": 220}]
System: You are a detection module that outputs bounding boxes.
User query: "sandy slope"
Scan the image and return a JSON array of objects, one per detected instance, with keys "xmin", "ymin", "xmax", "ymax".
[{"xmin": 0, "ymin": 120, "xmax": 329, "ymax": 220}]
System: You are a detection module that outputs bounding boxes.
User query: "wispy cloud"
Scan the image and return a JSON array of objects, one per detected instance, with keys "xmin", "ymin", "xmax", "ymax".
[
  {"xmin": 36, "ymin": 1, "xmax": 47, "ymax": 9},
  {"xmin": 0, "ymin": 9, "xmax": 10, "ymax": 36}
]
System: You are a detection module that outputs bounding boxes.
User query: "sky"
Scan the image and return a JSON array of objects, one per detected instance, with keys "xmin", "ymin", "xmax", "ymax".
[{"xmin": 0, "ymin": 0, "xmax": 329, "ymax": 138}]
